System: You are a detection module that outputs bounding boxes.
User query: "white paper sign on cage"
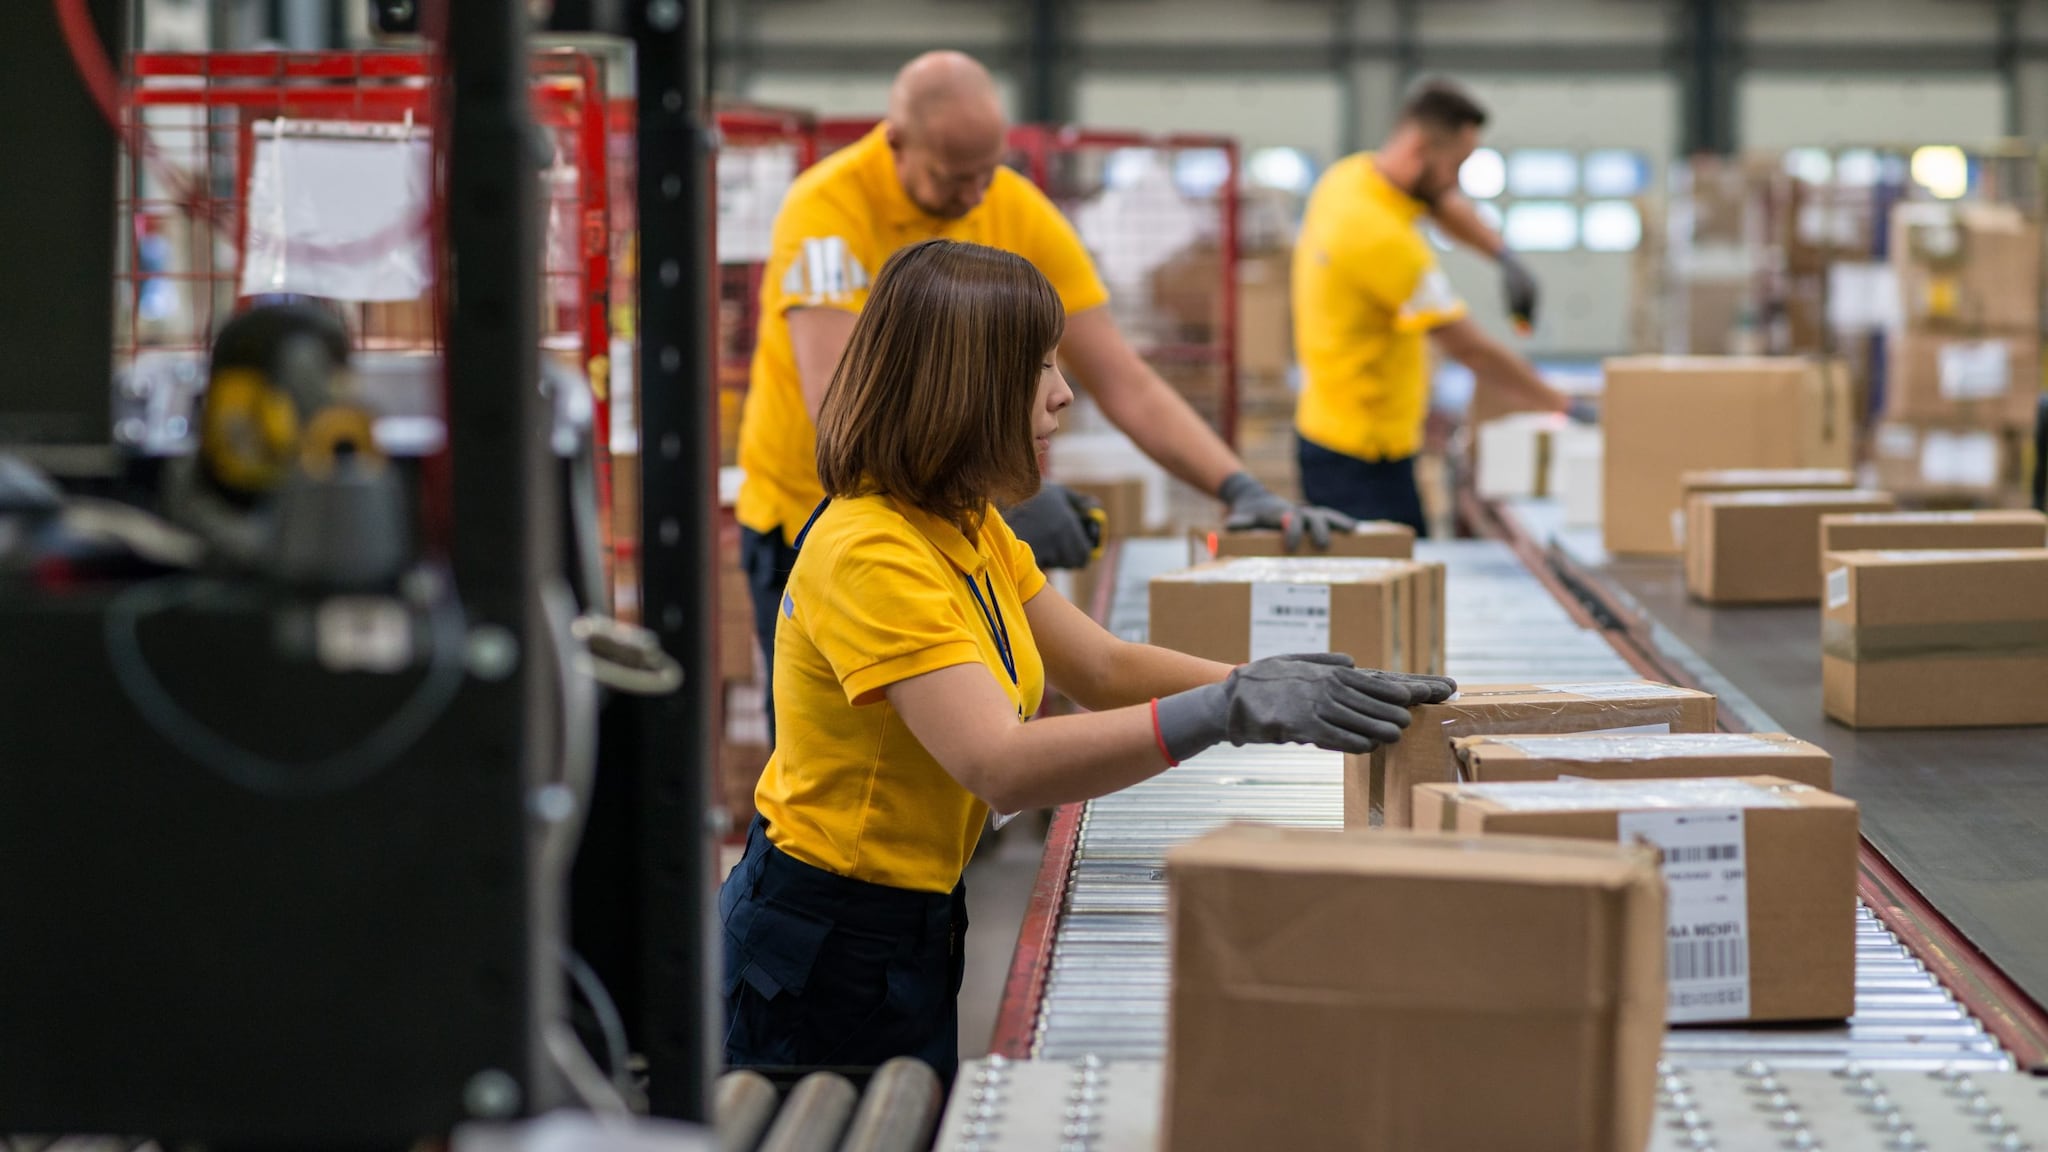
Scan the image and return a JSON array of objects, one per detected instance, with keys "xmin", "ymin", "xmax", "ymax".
[{"xmin": 240, "ymin": 118, "xmax": 433, "ymax": 303}]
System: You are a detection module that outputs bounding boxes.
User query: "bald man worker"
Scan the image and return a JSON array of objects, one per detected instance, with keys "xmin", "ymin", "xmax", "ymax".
[{"xmin": 734, "ymin": 51, "xmax": 1351, "ymax": 739}]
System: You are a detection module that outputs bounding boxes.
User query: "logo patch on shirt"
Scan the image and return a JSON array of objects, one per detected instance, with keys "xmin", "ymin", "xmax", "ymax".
[
  {"xmin": 781, "ymin": 235, "xmax": 870, "ymax": 305},
  {"xmin": 782, "ymin": 592, "xmax": 795, "ymax": 619}
]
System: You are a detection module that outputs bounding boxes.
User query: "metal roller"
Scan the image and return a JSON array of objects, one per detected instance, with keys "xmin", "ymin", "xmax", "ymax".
[
  {"xmin": 714, "ymin": 1069, "xmax": 781, "ymax": 1152},
  {"xmin": 755, "ymin": 1071, "xmax": 858, "ymax": 1152},
  {"xmin": 835, "ymin": 1057, "xmax": 942, "ymax": 1152}
]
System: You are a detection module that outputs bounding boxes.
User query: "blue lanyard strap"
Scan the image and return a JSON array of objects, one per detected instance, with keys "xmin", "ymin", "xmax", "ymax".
[{"xmin": 964, "ymin": 571, "xmax": 1018, "ymax": 687}]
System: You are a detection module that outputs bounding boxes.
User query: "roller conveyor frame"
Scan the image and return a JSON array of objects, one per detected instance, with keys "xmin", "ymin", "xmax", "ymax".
[{"xmin": 988, "ymin": 510, "xmax": 2048, "ymax": 1073}]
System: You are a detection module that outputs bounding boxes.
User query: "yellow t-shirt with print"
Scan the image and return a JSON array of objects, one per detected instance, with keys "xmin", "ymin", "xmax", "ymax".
[
  {"xmin": 756, "ymin": 493, "xmax": 1047, "ymax": 893},
  {"xmin": 1293, "ymin": 153, "xmax": 1468, "ymax": 462},
  {"xmin": 735, "ymin": 126, "xmax": 1111, "ymax": 543}
]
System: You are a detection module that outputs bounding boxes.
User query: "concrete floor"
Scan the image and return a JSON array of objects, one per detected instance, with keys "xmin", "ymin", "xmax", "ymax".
[{"xmin": 958, "ymin": 813, "xmax": 1050, "ymax": 1057}]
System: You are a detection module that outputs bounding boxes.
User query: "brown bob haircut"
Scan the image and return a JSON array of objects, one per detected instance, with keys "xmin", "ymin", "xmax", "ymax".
[{"xmin": 815, "ymin": 238, "xmax": 1065, "ymax": 535}]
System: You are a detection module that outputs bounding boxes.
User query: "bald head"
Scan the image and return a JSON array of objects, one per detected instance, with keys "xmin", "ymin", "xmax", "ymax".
[{"xmin": 885, "ymin": 51, "xmax": 1007, "ymax": 218}]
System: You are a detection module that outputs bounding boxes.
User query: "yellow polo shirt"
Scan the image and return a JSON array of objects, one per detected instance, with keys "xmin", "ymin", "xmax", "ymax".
[
  {"xmin": 756, "ymin": 493, "xmax": 1047, "ymax": 893},
  {"xmin": 735, "ymin": 125, "xmax": 1111, "ymax": 543},
  {"xmin": 1293, "ymin": 153, "xmax": 1468, "ymax": 461}
]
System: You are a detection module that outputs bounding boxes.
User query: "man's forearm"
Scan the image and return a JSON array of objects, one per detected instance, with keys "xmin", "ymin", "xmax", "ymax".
[
  {"xmin": 1432, "ymin": 191, "xmax": 1507, "ymax": 259},
  {"xmin": 1468, "ymin": 340, "xmax": 1565, "ymax": 411},
  {"xmin": 1095, "ymin": 365, "xmax": 1243, "ymax": 497}
]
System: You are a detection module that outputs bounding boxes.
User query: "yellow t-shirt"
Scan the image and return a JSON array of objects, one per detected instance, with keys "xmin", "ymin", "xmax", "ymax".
[
  {"xmin": 735, "ymin": 125, "xmax": 1111, "ymax": 543},
  {"xmin": 756, "ymin": 493, "xmax": 1048, "ymax": 893},
  {"xmin": 1293, "ymin": 153, "xmax": 1469, "ymax": 461}
]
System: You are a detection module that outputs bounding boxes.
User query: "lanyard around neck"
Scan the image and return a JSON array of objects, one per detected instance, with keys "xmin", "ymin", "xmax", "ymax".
[{"xmin": 963, "ymin": 571, "xmax": 1018, "ymax": 688}]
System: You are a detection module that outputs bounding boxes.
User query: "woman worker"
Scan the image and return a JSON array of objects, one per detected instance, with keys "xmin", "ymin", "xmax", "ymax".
[{"xmin": 719, "ymin": 239, "xmax": 1456, "ymax": 1082}]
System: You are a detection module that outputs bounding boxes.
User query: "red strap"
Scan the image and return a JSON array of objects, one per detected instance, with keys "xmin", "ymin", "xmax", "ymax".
[{"xmin": 1150, "ymin": 698, "xmax": 1179, "ymax": 768}]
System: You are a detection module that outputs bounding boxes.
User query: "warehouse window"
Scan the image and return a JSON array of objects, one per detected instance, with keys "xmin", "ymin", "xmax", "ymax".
[
  {"xmin": 1474, "ymin": 200, "xmax": 1504, "ymax": 232},
  {"xmin": 1247, "ymin": 147, "xmax": 1315, "ymax": 195},
  {"xmin": 1504, "ymin": 201, "xmax": 1578, "ymax": 252},
  {"xmin": 1508, "ymin": 149, "xmax": 1577, "ymax": 197},
  {"xmin": 1835, "ymin": 149, "xmax": 1882, "ymax": 187},
  {"xmin": 1173, "ymin": 147, "xmax": 1232, "ymax": 197},
  {"xmin": 1581, "ymin": 200, "xmax": 1642, "ymax": 252},
  {"xmin": 1784, "ymin": 148, "xmax": 1832, "ymax": 185},
  {"xmin": 1460, "ymin": 147, "xmax": 1506, "ymax": 199},
  {"xmin": 1582, "ymin": 150, "xmax": 1649, "ymax": 197}
]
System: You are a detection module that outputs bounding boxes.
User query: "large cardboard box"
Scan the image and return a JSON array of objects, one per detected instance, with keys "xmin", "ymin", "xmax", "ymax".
[
  {"xmin": 1685, "ymin": 489, "xmax": 1896, "ymax": 604},
  {"xmin": 1151, "ymin": 557, "xmax": 1408, "ymax": 672},
  {"xmin": 1891, "ymin": 201, "xmax": 2041, "ymax": 334},
  {"xmin": 1450, "ymin": 730, "xmax": 1833, "ymax": 791},
  {"xmin": 1823, "ymin": 549, "xmax": 2048, "ymax": 728},
  {"xmin": 1203, "ymin": 521, "xmax": 1415, "ymax": 560},
  {"xmin": 1602, "ymin": 357, "xmax": 1855, "ymax": 555},
  {"xmin": 1411, "ymin": 776, "xmax": 1858, "ymax": 1024},
  {"xmin": 1884, "ymin": 330, "xmax": 2040, "ymax": 429},
  {"xmin": 1820, "ymin": 510, "xmax": 2048, "ymax": 576},
  {"xmin": 1356, "ymin": 681, "xmax": 1718, "ymax": 829},
  {"xmin": 1164, "ymin": 825, "xmax": 1664, "ymax": 1152}
]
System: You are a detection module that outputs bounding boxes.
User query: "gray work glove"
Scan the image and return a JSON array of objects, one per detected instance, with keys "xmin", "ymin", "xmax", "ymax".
[
  {"xmin": 1565, "ymin": 396, "xmax": 1599, "ymax": 425},
  {"xmin": 1154, "ymin": 652, "xmax": 1458, "ymax": 763},
  {"xmin": 1219, "ymin": 471, "xmax": 1356, "ymax": 551},
  {"xmin": 1003, "ymin": 482, "xmax": 1101, "ymax": 570},
  {"xmin": 1500, "ymin": 249, "xmax": 1539, "ymax": 331}
]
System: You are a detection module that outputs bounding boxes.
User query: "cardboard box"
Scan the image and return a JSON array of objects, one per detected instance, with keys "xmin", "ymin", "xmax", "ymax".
[
  {"xmin": 1164, "ymin": 825, "xmax": 1664, "ymax": 1152},
  {"xmin": 1602, "ymin": 357, "xmax": 1855, "ymax": 555},
  {"xmin": 1357, "ymin": 682, "xmax": 1718, "ymax": 829},
  {"xmin": 1884, "ymin": 330, "xmax": 2040, "ymax": 429},
  {"xmin": 1823, "ymin": 549, "xmax": 2048, "ymax": 728},
  {"xmin": 1673, "ymin": 467, "xmax": 1857, "ymax": 548},
  {"xmin": 1820, "ymin": 510, "xmax": 2048, "ymax": 576},
  {"xmin": 1150, "ymin": 557, "xmax": 1410, "ymax": 672},
  {"xmin": 1891, "ymin": 201, "xmax": 2041, "ymax": 334},
  {"xmin": 1869, "ymin": 420, "xmax": 2026, "ymax": 502},
  {"xmin": 1237, "ymin": 251, "xmax": 1292, "ymax": 377},
  {"xmin": 1203, "ymin": 521, "xmax": 1415, "ymax": 561},
  {"xmin": 1474, "ymin": 412, "xmax": 1580, "ymax": 500},
  {"xmin": 1556, "ymin": 431, "xmax": 1605, "ymax": 528},
  {"xmin": 1685, "ymin": 490, "xmax": 1897, "ymax": 604},
  {"xmin": 1411, "ymin": 776, "xmax": 1858, "ymax": 1024},
  {"xmin": 1065, "ymin": 476, "xmax": 1148, "ymax": 539},
  {"xmin": 1449, "ymin": 731, "xmax": 1833, "ymax": 791}
]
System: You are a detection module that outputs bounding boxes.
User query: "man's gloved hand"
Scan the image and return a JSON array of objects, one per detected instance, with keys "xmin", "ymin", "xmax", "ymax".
[
  {"xmin": 1003, "ymin": 482, "xmax": 1101, "ymax": 570},
  {"xmin": 1500, "ymin": 249, "xmax": 1539, "ymax": 333},
  {"xmin": 1153, "ymin": 652, "xmax": 1458, "ymax": 762},
  {"xmin": 1219, "ymin": 471, "xmax": 1356, "ymax": 551}
]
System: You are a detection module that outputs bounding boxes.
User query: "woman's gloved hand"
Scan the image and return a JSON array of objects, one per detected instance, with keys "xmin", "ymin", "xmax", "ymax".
[{"xmin": 1153, "ymin": 652, "xmax": 1457, "ymax": 763}]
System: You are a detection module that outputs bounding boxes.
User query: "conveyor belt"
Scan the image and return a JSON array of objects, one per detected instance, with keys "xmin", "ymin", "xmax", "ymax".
[
  {"xmin": 1500, "ymin": 496, "xmax": 2048, "ymax": 1066},
  {"xmin": 1024, "ymin": 538, "xmax": 2011, "ymax": 1071}
]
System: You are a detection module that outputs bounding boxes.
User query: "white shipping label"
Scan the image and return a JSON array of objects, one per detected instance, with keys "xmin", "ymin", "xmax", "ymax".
[
  {"xmin": 1618, "ymin": 808, "xmax": 1751, "ymax": 1023},
  {"xmin": 1826, "ymin": 567, "xmax": 1851, "ymax": 610},
  {"xmin": 1670, "ymin": 508, "xmax": 1687, "ymax": 549},
  {"xmin": 1920, "ymin": 430, "xmax": 2001, "ymax": 488},
  {"xmin": 1248, "ymin": 581, "xmax": 1332, "ymax": 661},
  {"xmin": 1937, "ymin": 341, "xmax": 2011, "ymax": 401}
]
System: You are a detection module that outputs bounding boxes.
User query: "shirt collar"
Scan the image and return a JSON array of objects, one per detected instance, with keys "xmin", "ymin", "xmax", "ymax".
[
  {"xmin": 892, "ymin": 498, "xmax": 989, "ymax": 577},
  {"xmin": 1361, "ymin": 153, "xmax": 1429, "ymax": 223},
  {"xmin": 855, "ymin": 123, "xmax": 940, "ymax": 228}
]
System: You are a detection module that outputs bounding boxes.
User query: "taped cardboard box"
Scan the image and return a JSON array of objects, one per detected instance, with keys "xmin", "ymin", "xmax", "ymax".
[
  {"xmin": 1203, "ymin": 521, "xmax": 1415, "ymax": 560},
  {"xmin": 1602, "ymin": 357, "xmax": 1855, "ymax": 555},
  {"xmin": 1823, "ymin": 549, "xmax": 2048, "ymax": 728},
  {"xmin": 1356, "ymin": 681, "xmax": 1718, "ymax": 829},
  {"xmin": 1411, "ymin": 776, "xmax": 1858, "ymax": 1024},
  {"xmin": 1164, "ymin": 825, "xmax": 1664, "ymax": 1152},
  {"xmin": 1685, "ymin": 489, "xmax": 1896, "ymax": 604},
  {"xmin": 1820, "ymin": 510, "xmax": 2048, "ymax": 576},
  {"xmin": 1890, "ymin": 201, "xmax": 2041, "ymax": 334},
  {"xmin": 1884, "ymin": 330, "xmax": 2040, "ymax": 429},
  {"xmin": 1450, "ymin": 731, "xmax": 1833, "ymax": 791},
  {"xmin": 1672, "ymin": 467, "xmax": 1857, "ymax": 549},
  {"xmin": 1150, "ymin": 557, "xmax": 1436, "ymax": 674}
]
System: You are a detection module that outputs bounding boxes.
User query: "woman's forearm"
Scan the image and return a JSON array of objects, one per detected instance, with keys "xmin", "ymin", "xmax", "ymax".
[
  {"xmin": 1087, "ymin": 641, "xmax": 1230, "ymax": 711},
  {"xmin": 974, "ymin": 703, "xmax": 1173, "ymax": 811}
]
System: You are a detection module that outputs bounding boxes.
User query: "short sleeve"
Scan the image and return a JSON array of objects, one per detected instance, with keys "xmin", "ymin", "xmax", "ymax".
[
  {"xmin": 763, "ymin": 190, "xmax": 879, "ymax": 318},
  {"xmin": 802, "ymin": 532, "xmax": 984, "ymax": 707},
  {"xmin": 1390, "ymin": 248, "xmax": 1468, "ymax": 334},
  {"xmin": 1011, "ymin": 177, "xmax": 1110, "ymax": 315},
  {"xmin": 989, "ymin": 507, "xmax": 1050, "ymax": 604}
]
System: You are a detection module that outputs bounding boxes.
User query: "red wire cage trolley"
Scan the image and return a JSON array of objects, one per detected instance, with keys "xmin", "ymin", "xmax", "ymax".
[{"xmin": 117, "ymin": 48, "xmax": 624, "ymax": 594}]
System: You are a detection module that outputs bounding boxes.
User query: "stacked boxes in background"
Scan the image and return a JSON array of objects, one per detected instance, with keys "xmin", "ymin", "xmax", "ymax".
[
  {"xmin": 1164, "ymin": 825, "xmax": 1664, "ymax": 1152},
  {"xmin": 1149, "ymin": 556, "xmax": 1446, "ymax": 677},
  {"xmin": 1601, "ymin": 357, "xmax": 1855, "ymax": 555},
  {"xmin": 1676, "ymin": 467, "xmax": 1855, "ymax": 549},
  {"xmin": 1357, "ymin": 682, "xmax": 1718, "ymax": 828},
  {"xmin": 1822, "ymin": 549, "xmax": 2048, "ymax": 728},
  {"xmin": 1684, "ymin": 489, "xmax": 1896, "ymax": 604},
  {"xmin": 1882, "ymin": 203, "xmax": 2043, "ymax": 506},
  {"xmin": 1413, "ymin": 776, "xmax": 1859, "ymax": 1024}
]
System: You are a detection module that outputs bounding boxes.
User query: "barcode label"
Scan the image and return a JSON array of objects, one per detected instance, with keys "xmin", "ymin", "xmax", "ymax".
[
  {"xmin": 1617, "ymin": 807, "xmax": 1751, "ymax": 1023},
  {"xmin": 1248, "ymin": 582, "xmax": 1331, "ymax": 661}
]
